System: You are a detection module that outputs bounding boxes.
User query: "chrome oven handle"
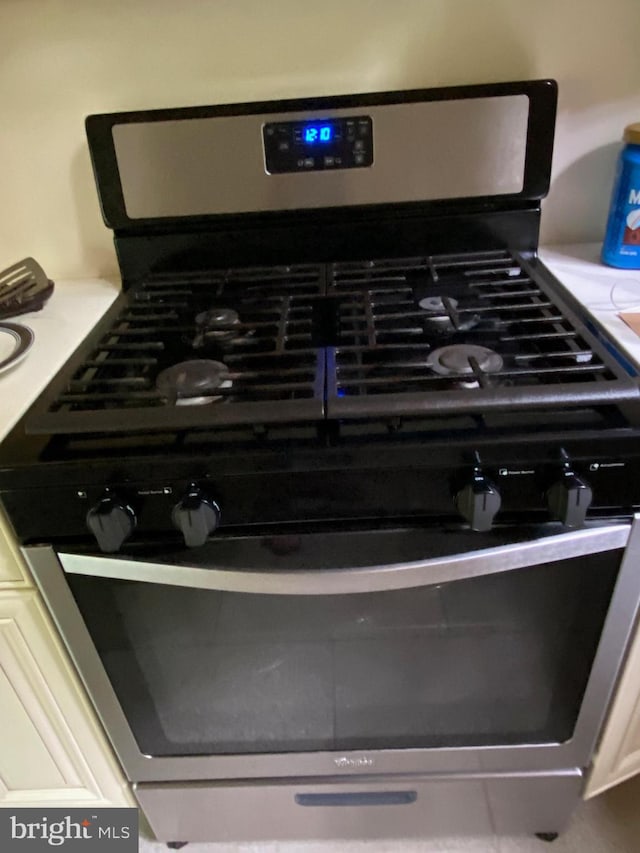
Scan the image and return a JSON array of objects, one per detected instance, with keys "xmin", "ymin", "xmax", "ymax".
[{"xmin": 57, "ymin": 524, "xmax": 630, "ymax": 596}]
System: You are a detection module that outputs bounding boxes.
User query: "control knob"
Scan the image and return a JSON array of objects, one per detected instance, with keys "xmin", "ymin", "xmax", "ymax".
[
  {"xmin": 454, "ymin": 473, "xmax": 501, "ymax": 532},
  {"xmin": 86, "ymin": 494, "xmax": 136, "ymax": 553},
  {"xmin": 547, "ymin": 472, "xmax": 593, "ymax": 528},
  {"xmin": 172, "ymin": 486, "xmax": 221, "ymax": 548}
]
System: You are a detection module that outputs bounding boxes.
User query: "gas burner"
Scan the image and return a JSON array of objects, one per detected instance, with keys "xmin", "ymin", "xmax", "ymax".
[
  {"xmin": 156, "ymin": 359, "xmax": 232, "ymax": 406},
  {"xmin": 426, "ymin": 344, "xmax": 504, "ymax": 378},
  {"xmin": 418, "ymin": 295, "xmax": 479, "ymax": 333},
  {"xmin": 419, "ymin": 295, "xmax": 459, "ymax": 315},
  {"xmin": 193, "ymin": 308, "xmax": 241, "ymax": 349}
]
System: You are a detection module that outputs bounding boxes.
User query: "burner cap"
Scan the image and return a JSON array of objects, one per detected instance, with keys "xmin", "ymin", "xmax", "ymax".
[
  {"xmin": 195, "ymin": 308, "xmax": 240, "ymax": 340},
  {"xmin": 426, "ymin": 344, "xmax": 503, "ymax": 377},
  {"xmin": 156, "ymin": 359, "xmax": 232, "ymax": 406},
  {"xmin": 418, "ymin": 295, "xmax": 459, "ymax": 315},
  {"xmin": 418, "ymin": 295, "xmax": 479, "ymax": 333},
  {"xmin": 193, "ymin": 308, "xmax": 246, "ymax": 350}
]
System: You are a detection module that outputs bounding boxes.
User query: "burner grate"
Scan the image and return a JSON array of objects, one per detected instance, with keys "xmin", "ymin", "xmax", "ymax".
[
  {"xmin": 327, "ymin": 250, "xmax": 638, "ymax": 418},
  {"xmin": 23, "ymin": 250, "xmax": 640, "ymax": 437},
  {"xmin": 28, "ymin": 263, "xmax": 326, "ymax": 434}
]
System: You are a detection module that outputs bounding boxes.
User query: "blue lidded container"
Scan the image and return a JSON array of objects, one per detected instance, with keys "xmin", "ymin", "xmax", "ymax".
[{"xmin": 602, "ymin": 123, "xmax": 640, "ymax": 268}]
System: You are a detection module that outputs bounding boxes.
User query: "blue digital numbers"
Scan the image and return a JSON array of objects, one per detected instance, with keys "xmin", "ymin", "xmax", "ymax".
[{"xmin": 304, "ymin": 124, "xmax": 333, "ymax": 144}]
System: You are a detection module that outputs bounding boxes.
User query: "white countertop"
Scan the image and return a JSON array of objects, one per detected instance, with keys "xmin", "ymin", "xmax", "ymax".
[
  {"xmin": 2, "ymin": 245, "xmax": 640, "ymax": 445},
  {"xmin": 539, "ymin": 243, "xmax": 640, "ymax": 371},
  {"xmin": 0, "ymin": 278, "xmax": 120, "ymax": 442}
]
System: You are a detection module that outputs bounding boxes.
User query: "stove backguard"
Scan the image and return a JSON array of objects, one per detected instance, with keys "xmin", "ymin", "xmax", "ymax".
[{"xmin": 86, "ymin": 79, "xmax": 557, "ymax": 287}]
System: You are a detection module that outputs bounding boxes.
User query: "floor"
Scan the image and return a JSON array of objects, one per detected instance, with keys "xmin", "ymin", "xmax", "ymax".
[{"xmin": 138, "ymin": 774, "xmax": 640, "ymax": 852}]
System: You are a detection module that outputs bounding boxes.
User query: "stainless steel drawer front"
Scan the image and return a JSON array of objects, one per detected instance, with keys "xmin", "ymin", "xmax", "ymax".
[{"xmin": 135, "ymin": 772, "xmax": 582, "ymax": 843}]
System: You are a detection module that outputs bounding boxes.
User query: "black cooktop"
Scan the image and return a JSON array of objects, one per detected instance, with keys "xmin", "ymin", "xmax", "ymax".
[
  {"xmin": 4, "ymin": 81, "xmax": 640, "ymax": 546},
  {"xmin": 21, "ymin": 248, "xmax": 639, "ymax": 440}
]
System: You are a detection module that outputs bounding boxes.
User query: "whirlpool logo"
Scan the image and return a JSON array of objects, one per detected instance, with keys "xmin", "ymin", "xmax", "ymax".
[
  {"xmin": 334, "ymin": 755, "xmax": 375, "ymax": 769},
  {"xmin": 1, "ymin": 809, "xmax": 138, "ymax": 851}
]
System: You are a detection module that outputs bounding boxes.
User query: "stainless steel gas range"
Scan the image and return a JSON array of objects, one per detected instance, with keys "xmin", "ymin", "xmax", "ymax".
[{"xmin": 2, "ymin": 79, "xmax": 640, "ymax": 847}]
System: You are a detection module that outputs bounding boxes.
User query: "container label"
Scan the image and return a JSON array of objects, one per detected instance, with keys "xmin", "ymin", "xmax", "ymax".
[
  {"xmin": 624, "ymin": 194, "xmax": 640, "ymax": 244},
  {"xmin": 602, "ymin": 159, "xmax": 640, "ymax": 265}
]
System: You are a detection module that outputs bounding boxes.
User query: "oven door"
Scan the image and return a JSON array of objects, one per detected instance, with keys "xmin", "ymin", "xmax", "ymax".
[{"xmin": 24, "ymin": 518, "xmax": 640, "ymax": 784}]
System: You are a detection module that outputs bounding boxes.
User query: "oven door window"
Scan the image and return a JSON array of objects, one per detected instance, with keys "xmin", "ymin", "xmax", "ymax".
[{"xmin": 67, "ymin": 548, "xmax": 619, "ymax": 758}]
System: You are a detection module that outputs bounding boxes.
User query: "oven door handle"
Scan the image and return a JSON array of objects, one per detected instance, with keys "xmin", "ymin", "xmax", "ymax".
[{"xmin": 56, "ymin": 523, "xmax": 630, "ymax": 595}]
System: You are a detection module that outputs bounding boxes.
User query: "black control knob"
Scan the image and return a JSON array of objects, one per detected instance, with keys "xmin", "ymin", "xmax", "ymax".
[
  {"xmin": 547, "ymin": 473, "xmax": 593, "ymax": 528},
  {"xmin": 455, "ymin": 474, "xmax": 501, "ymax": 532},
  {"xmin": 86, "ymin": 495, "xmax": 136, "ymax": 553},
  {"xmin": 172, "ymin": 487, "xmax": 221, "ymax": 548}
]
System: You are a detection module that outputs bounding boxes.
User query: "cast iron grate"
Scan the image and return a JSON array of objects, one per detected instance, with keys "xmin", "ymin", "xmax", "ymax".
[
  {"xmin": 24, "ymin": 250, "xmax": 640, "ymax": 437},
  {"xmin": 27, "ymin": 264, "xmax": 326, "ymax": 434},
  {"xmin": 326, "ymin": 250, "xmax": 639, "ymax": 418}
]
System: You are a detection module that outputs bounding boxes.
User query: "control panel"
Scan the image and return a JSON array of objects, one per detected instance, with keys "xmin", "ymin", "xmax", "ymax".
[
  {"xmin": 36, "ymin": 443, "xmax": 633, "ymax": 555},
  {"xmin": 262, "ymin": 115, "xmax": 373, "ymax": 174},
  {"xmin": 452, "ymin": 451, "xmax": 597, "ymax": 533}
]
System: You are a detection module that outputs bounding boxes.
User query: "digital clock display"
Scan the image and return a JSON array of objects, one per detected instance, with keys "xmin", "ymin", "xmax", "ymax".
[
  {"xmin": 303, "ymin": 125, "xmax": 334, "ymax": 144},
  {"xmin": 263, "ymin": 115, "xmax": 373, "ymax": 173}
]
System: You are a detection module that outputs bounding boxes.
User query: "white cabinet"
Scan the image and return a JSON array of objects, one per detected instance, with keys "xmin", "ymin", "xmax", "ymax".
[
  {"xmin": 0, "ymin": 513, "xmax": 30, "ymax": 589},
  {"xmin": 586, "ymin": 613, "xmax": 640, "ymax": 797},
  {"xmin": 0, "ymin": 511, "xmax": 132, "ymax": 808}
]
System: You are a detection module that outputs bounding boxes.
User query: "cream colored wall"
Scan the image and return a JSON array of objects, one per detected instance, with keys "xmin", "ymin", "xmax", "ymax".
[{"xmin": 1, "ymin": 0, "xmax": 639, "ymax": 280}]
